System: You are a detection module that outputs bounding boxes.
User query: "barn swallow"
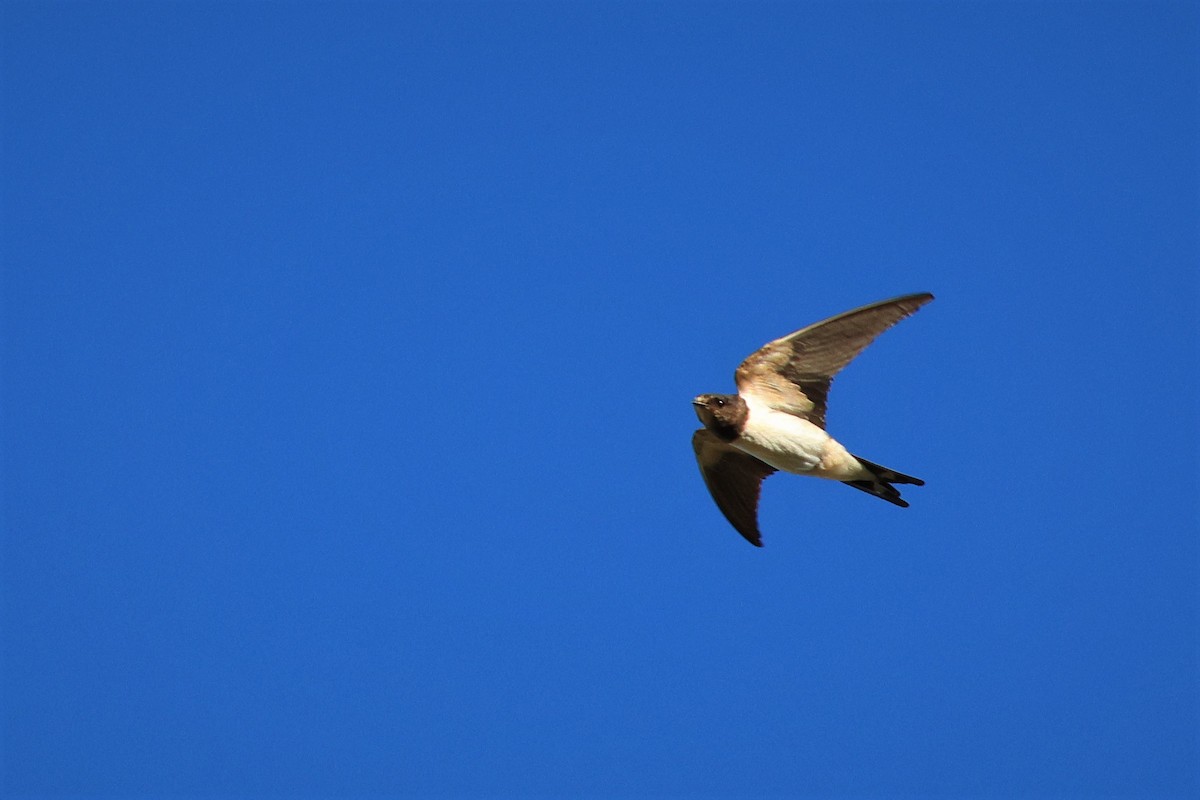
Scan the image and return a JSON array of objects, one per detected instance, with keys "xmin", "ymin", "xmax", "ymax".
[{"xmin": 692, "ymin": 293, "xmax": 933, "ymax": 546}]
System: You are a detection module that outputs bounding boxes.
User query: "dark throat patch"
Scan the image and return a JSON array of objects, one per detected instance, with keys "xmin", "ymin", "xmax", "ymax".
[{"xmin": 707, "ymin": 396, "xmax": 748, "ymax": 442}]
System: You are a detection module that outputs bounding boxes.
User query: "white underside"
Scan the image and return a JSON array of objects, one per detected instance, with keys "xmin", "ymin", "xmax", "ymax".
[{"xmin": 735, "ymin": 398, "xmax": 865, "ymax": 480}]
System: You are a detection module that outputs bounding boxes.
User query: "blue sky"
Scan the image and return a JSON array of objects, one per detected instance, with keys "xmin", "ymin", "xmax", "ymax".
[{"xmin": 3, "ymin": 2, "xmax": 1197, "ymax": 797}]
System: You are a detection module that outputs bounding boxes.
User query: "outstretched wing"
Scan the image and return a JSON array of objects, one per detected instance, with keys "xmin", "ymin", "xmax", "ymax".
[
  {"xmin": 692, "ymin": 429, "xmax": 778, "ymax": 547},
  {"xmin": 734, "ymin": 292, "xmax": 933, "ymax": 428}
]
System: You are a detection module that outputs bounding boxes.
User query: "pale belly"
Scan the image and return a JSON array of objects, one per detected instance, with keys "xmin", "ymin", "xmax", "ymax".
[{"xmin": 734, "ymin": 407, "xmax": 863, "ymax": 480}]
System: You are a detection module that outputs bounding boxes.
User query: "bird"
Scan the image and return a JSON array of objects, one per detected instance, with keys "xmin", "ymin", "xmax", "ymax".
[{"xmin": 692, "ymin": 292, "xmax": 933, "ymax": 546}]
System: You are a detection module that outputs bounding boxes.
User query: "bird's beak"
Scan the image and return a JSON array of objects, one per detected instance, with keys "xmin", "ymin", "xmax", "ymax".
[{"xmin": 691, "ymin": 397, "xmax": 705, "ymax": 407}]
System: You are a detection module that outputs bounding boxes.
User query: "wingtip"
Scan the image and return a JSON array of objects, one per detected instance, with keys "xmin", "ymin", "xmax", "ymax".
[{"xmin": 740, "ymin": 530, "xmax": 764, "ymax": 547}]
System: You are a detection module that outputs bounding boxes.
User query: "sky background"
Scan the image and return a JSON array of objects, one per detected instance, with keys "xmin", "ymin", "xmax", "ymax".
[{"xmin": 3, "ymin": 2, "xmax": 1198, "ymax": 798}]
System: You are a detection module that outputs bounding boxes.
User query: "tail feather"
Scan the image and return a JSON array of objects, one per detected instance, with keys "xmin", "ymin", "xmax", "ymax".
[{"xmin": 843, "ymin": 455, "xmax": 924, "ymax": 508}]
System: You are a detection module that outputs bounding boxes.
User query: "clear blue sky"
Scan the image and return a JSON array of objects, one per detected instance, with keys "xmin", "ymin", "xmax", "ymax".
[{"xmin": 3, "ymin": 2, "xmax": 1197, "ymax": 797}]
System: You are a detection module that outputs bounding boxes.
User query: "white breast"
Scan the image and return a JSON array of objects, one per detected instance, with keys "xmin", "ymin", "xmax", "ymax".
[{"xmin": 733, "ymin": 400, "xmax": 831, "ymax": 475}]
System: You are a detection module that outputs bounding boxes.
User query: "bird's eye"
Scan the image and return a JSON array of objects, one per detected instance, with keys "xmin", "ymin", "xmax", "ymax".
[{"xmin": 714, "ymin": 398, "xmax": 726, "ymax": 407}]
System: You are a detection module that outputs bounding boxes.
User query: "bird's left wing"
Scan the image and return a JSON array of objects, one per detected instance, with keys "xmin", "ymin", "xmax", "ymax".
[
  {"xmin": 734, "ymin": 293, "xmax": 933, "ymax": 428},
  {"xmin": 692, "ymin": 429, "xmax": 777, "ymax": 547}
]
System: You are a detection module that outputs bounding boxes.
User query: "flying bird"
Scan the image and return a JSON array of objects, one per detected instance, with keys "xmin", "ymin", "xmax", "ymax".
[{"xmin": 692, "ymin": 293, "xmax": 933, "ymax": 546}]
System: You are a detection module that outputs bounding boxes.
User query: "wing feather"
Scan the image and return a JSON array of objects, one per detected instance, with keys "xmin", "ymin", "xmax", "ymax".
[
  {"xmin": 734, "ymin": 293, "xmax": 933, "ymax": 428},
  {"xmin": 692, "ymin": 429, "xmax": 777, "ymax": 547}
]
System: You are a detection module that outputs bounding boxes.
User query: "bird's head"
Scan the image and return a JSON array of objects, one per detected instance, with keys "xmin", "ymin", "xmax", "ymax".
[{"xmin": 692, "ymin": 393, "xmax": 748, "ymax": 441}]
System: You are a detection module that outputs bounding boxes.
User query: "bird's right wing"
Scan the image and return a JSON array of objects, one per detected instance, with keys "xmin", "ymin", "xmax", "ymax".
[{"xmin": 692, "ymin": 429, "xmax": 778, "ymax": 547}]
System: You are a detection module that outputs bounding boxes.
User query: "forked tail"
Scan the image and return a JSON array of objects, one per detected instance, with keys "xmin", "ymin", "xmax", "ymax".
[{"xmin": 842, "ymin": 455, "xmax": 924, "ymax": 508}]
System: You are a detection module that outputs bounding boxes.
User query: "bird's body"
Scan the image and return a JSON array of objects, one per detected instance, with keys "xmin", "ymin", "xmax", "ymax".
[
  {"xmin": 735, "ymin": 397, "xmax": 860, "ymax": 479},
  {"xmin": 692, "ymin": 293, "xmax": 933, "ymax": 546}
]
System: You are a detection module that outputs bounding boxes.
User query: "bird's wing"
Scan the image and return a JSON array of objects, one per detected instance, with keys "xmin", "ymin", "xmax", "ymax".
[
  {"xmin": 692, "ymin": 429, "xmax": 778, "ymax": 547},
  {"xmin": 734, "ymin": 292, "xmax": 933, "ymax": 428}
]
